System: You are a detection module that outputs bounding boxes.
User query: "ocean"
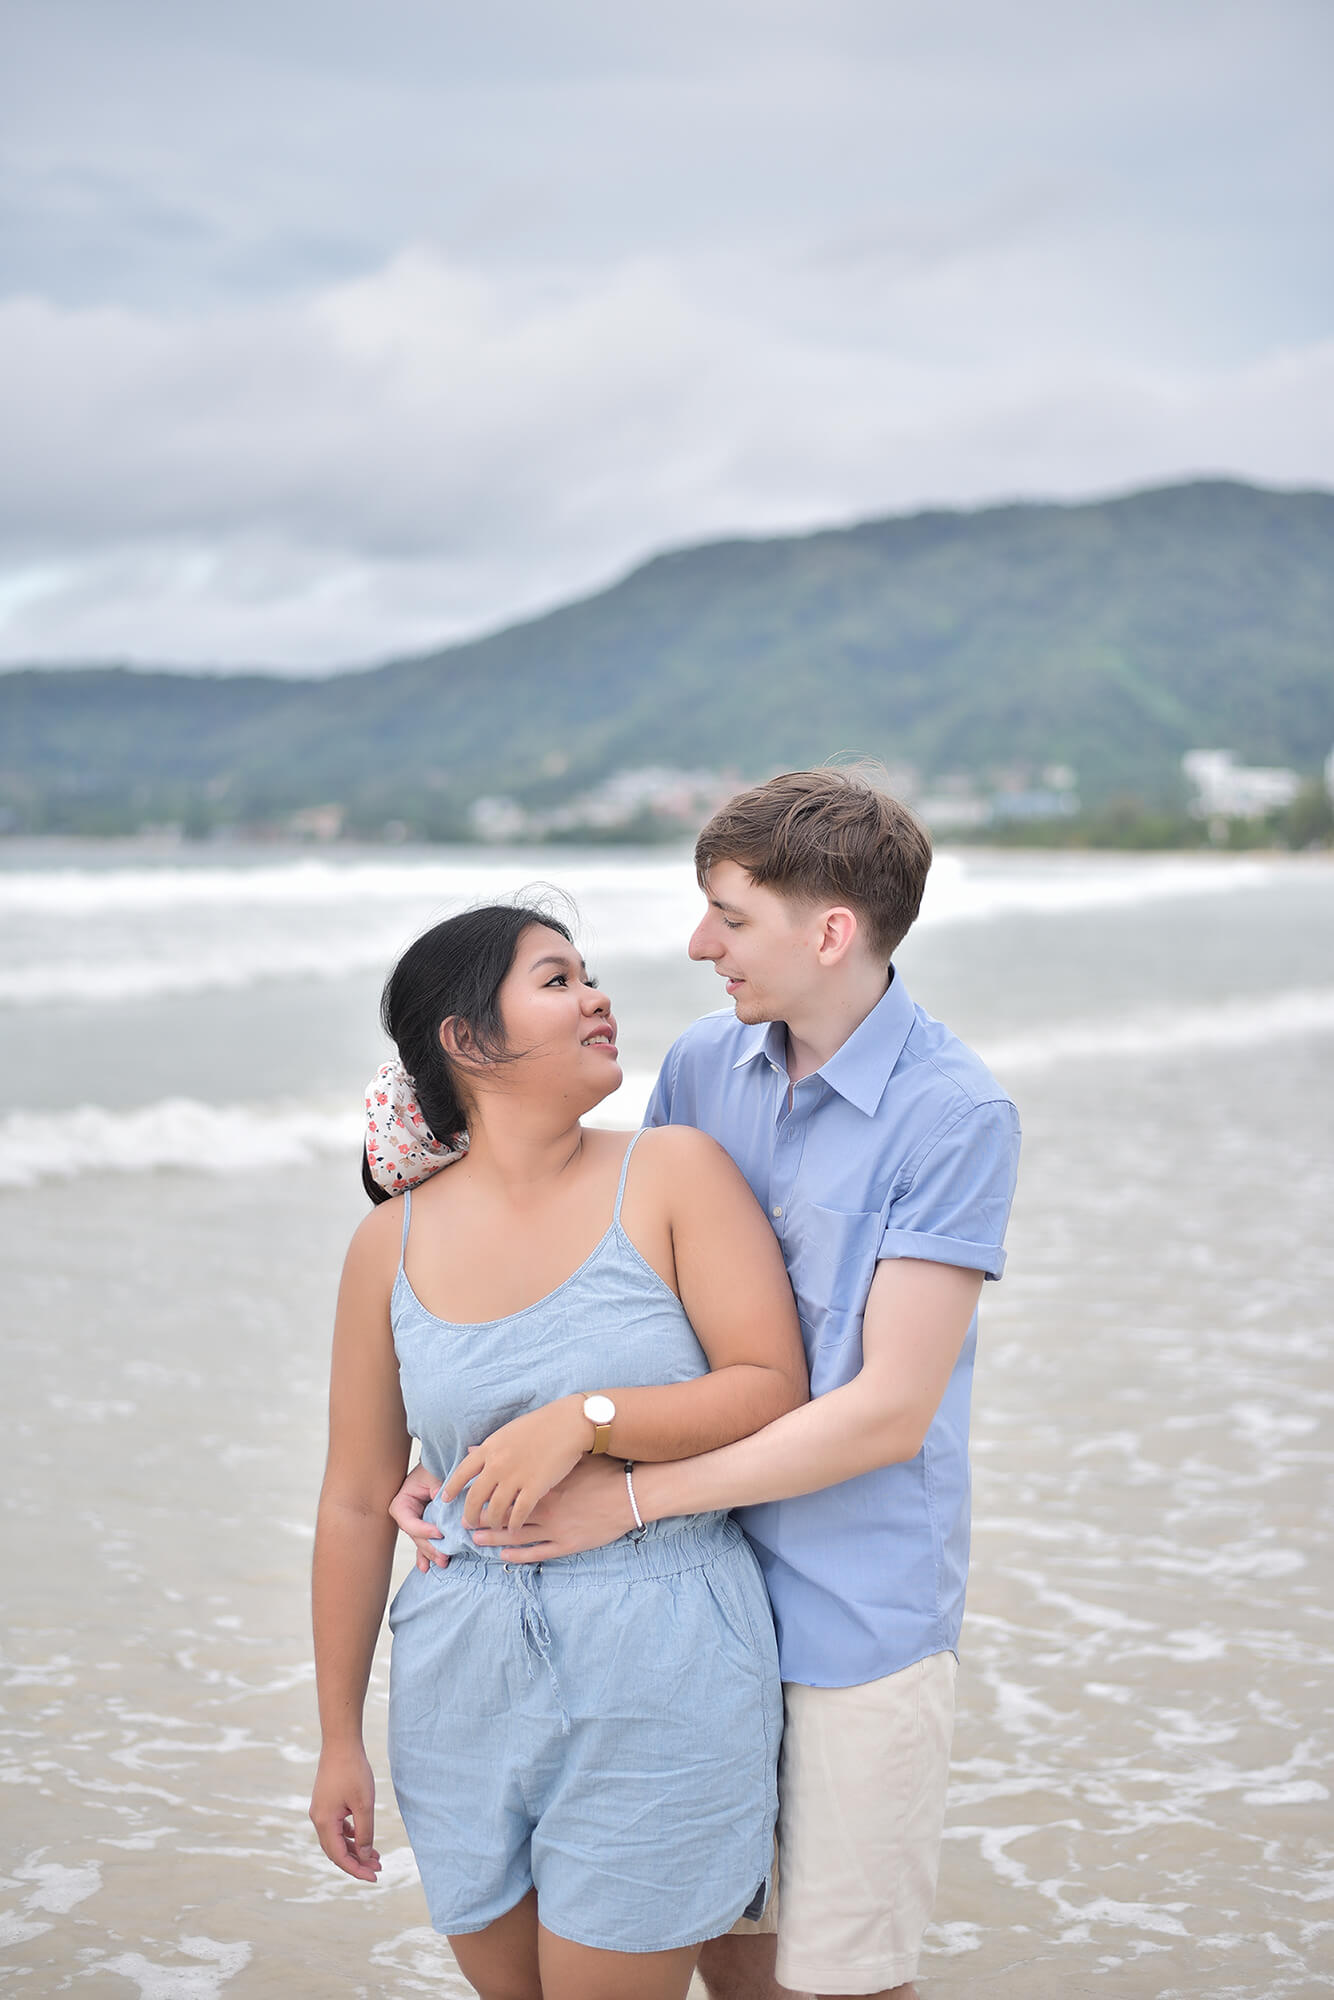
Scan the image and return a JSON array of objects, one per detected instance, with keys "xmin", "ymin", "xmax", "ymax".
[{"xmin": 2, "ymin": 840, "xmax": 1331, "ymax": 1997}]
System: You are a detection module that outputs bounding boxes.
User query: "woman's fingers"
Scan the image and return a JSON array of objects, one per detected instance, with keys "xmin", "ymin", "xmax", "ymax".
[
  {"xmin": 389, "ymin": 1460, "xmax": 449, "ymax": 1569},
  {"xmin": 352, "ymin": 1796, "xmax": 379, "ymax": 1877},
  {"xmin": 327, "ymin": 1812, "xmax": 380, "ymax": 1881},
  {"xmin": 440, "ymin": 1445, "xmax": 484, "ymax": 1504},
  {"xmin": 469, "ymin": 1472, "xmax": 520, "ymax": 1530},
  {"xmin": 310, "ymin": 1788, "xmax": 381, "ymax": 1882},
  {"xmin": 462, "ymin": 1469, "xmax": 499, "ymax": 1528},
  {"xmin": 485, "ymin": 1478, "xmax": 525, "ymax": 1527},
  {"xmin": 506, "ymin": 1487, "xmax": 543, "ymax": 1535},
  {"xmin": 388, "ymin": 1461, "xmax": 443, "ymax": 1521}
]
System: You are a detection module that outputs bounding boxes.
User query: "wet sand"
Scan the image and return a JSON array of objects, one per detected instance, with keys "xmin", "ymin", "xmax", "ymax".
[{"xmin": 3, "ymin": 847, "xmax": 1332, "ymax": 1995}]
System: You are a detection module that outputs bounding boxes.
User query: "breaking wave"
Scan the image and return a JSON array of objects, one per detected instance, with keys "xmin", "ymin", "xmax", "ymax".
[
  {"xmin": 6, "ymin": 977, "xmax": 1333, "ymax": 1187},
  {"xmin": 4, "ymin": 982, "xmax": 1332, "ymax": 1190},
  {"xmin": 0, "ymin": 850, "xmax": 1281, "ymax": 1005},
  {"xmin": 0, "ymin": 848, "xmax": 1272, "ymax": 917},
  {"xmin": 0, "ymin": 1074, "xmax": 659, "ymax": 1189},
  {"xmin": 979, "ymin": 986, "xmax": 1334, "ymax": 1078}
]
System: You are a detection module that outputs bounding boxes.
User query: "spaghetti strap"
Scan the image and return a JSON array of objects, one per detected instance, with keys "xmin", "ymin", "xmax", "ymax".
[
  {"xmin": 399, "ymin": 1188, "xmax": 412, "ymax": 1266},
  {"xmin": 612, "ymin": 1129, "xmax": 646, "ymax": 1227}
]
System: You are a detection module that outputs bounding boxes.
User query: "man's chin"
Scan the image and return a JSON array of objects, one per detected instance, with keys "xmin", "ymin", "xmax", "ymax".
[{"xmin": 728, "ymin": 991, "xmax": 772, "ymax": 1024}]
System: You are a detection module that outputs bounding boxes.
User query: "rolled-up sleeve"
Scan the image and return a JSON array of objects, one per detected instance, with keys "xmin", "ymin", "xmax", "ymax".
[{"xmin": 878, "ymin": 1097, "xmax": 1021, "ymax": 1280}]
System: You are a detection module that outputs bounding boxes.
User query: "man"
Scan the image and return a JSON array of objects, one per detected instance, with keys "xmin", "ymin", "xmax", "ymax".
[{"xmin": 391, "ymin": 767, "xmax": 1020, "ymax": 2000}]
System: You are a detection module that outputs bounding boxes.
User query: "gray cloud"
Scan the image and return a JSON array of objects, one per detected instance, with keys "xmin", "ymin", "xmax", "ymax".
[{"xmin": 2, "ymin": 1, "xmax": 1331, "ymax": 667}]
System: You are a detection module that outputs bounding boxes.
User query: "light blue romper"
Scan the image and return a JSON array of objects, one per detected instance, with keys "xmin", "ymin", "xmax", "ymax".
[{"xmin": 386, "ymin": 1133, "xmax": 781, "ymax": 1953}]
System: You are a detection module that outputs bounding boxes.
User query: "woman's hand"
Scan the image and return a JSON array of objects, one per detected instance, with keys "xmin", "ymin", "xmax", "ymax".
[
  {"xmin": 309, "ymin": 1743, "xmax": 381, "ymax": 1883},
  {"xmin": 442, "ymin": 1396, "xmax": 590, "ymax": 1534},
  {"xmin": 388, "ymin": 1461, "xmax": 449, "ymax": 1572}
]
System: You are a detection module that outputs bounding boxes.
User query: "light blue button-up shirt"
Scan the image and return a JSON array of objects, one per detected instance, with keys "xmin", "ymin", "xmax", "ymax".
[{"xmin": 644, "ymin": 969, "xmax": 1021, "ymax": 1687}]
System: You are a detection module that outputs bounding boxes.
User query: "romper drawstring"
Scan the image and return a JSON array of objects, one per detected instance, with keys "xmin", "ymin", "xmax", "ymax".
[{"xmin": 509, "ymin": 1566, "xmax": 570, "ymax": 1735}]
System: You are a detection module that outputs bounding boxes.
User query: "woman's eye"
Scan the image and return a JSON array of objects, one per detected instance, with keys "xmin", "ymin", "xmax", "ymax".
[
  {"xmin": 583, "ymin": 975, "xmax": 600, "ymax": 989},
  {"xmin": 546, "ymin": 974, "xmax": 568, "ymax": 986}
]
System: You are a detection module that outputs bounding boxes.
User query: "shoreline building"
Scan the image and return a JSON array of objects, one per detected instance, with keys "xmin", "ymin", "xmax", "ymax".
[{"xmin": 1182, "ymin": 750, "xmax": 1300, "ymax": 822}]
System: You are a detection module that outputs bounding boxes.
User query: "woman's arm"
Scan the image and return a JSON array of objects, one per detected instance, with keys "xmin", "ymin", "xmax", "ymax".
[
  {"xmin": 446, "ymin": 1128, "xmax": 808, "ymax": 1531},
  {"xmin": 309, "ymin": 1205, "xmax": 412, "ymax": 1883}
]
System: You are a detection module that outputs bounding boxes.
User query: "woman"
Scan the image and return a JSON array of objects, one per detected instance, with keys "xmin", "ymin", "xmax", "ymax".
[{"xmin": 309, "ymin": 902, "xmax": 806, "ymax": 2000}]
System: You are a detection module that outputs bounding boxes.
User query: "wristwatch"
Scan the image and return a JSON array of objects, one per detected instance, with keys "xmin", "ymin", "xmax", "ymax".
[{"xmin": 581, "ymin": 1393, "xmax": 616, "ymax": 1454}]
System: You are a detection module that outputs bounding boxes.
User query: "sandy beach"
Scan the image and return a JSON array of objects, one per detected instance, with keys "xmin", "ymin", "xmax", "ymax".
[{"xmin": 2, "ymin": 843, "xmax": 1331, "ymax": 1996}]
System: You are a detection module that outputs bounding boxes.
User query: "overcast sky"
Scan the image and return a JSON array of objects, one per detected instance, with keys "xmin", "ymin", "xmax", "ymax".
[{"xmin": 3, "ymin": 0, "xmax": 1331, "ymax": 670}]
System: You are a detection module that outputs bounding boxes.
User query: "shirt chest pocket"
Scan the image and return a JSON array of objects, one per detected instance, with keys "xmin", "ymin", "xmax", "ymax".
[{"xmin": 790, "ymin": 1203, "xmax": 884, "ymax": 1331}]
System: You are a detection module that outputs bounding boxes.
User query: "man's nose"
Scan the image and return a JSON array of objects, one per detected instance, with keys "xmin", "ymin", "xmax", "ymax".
[{"xmin": 688, "ymin": 919, "xmax": 719, "ymax": 962}]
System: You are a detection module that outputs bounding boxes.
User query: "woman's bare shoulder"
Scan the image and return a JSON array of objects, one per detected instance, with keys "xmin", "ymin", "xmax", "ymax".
[
  {"xmin": 632, "ymin": 1123, "xmax": 738, "ymax": 1180},
  {"xmin": 343, "ymin": 1194, "xmax": 407, "ymax": 1278}
]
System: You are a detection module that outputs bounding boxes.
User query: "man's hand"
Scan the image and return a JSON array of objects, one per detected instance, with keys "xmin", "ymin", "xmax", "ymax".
[
  {"xmin": 388, "ymin": 1461, "xmax": 447, "ymax": 1573},
  {"xmin": 469, "ymin": 1453, "xmax": 636, "ymax": 1562}
]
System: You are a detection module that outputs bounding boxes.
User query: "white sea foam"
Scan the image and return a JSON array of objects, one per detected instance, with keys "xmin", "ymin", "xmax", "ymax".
[
  {"xmin": 978, "ymin": 986, "xmax": 1334, "ymax": 1078},
  {"xmin": 3, "ymin": 975, "xmax": 1330, "ymax": 1190},
  {"xmin": 1, "ymin": 852, "xmax": 1290, "ymax": 1010},
  {"xmin": 0, "ymin": 929, "xmax": 419, "ymax": 1004},
  {"xmin": 0, "ymin": 1074, "xmax": 657, "ymax": 1189},
  {"xmin": 0, "ymin": 853, "xmax": 693, "ymax": 915},
  {"xmin": 4, "ymin": 978, "xmax": 1332, "ymax": 1188},
  {"xmin": 0, "ymin": 852, "xmax": 1283, "ymax": 1008},
  {"xmin": 919, "ymin": 850, "xmax": 1272, "ymax": 927},
  {"xmin": 93, "ymin": 1936, "xmax": 252, "ymax": 1999},
  {"xmin": 0, "ymin": 856, "xmax": 700, "ymax": 1002},
  {"xmin": 0, "ymin": 1099, "xmax": 360, "ymax": 1189},
  {"xmin": 0, "ymin": 1914, "xmax": 52, "ymax": 1947},
  {"xmin": 0, "ymin": 848, "xmax": 1273, "ymax": 917},
  {"xmin": 12, "ymin": 1858, "xmax": 101, "ymax": 1915}
]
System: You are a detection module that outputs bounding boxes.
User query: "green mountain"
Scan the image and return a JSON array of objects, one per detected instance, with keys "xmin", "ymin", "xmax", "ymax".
[{"xmin": 3, "ymin": 478, "xmax": 1332, "ymax": 836}]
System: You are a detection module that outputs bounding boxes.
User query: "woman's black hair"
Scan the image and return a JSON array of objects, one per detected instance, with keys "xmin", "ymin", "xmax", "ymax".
[{"xmin": 362, "ymin": 901, "xmax": 575, "ymax": 1205}]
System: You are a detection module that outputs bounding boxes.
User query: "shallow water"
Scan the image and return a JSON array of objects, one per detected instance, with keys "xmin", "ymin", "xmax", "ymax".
[{"xmin": 2, "ymin": 842, "xmax": 1332, "ymax": 1996}]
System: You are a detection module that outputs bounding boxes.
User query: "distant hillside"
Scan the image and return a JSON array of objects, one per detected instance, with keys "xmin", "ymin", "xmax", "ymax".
[{"xmin": 2, "ymin": 479, "xmax": 1332, "ymax": 836}]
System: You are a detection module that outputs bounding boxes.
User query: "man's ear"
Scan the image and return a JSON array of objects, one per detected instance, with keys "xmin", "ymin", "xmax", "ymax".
[{"xmin": 816, "ymin": 906, "xmax": 859, "ymax": 965}]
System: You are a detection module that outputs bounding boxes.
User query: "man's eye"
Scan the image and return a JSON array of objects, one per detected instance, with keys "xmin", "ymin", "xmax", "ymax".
[{"xmin": 722, "ymin": 918, "xmax": 742, "ymax": 931}]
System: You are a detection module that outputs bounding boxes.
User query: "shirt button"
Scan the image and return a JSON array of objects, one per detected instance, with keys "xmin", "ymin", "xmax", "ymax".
[{"xmin": 772, "ymin": 1205, "xmax": 783, "ymax": 1218}]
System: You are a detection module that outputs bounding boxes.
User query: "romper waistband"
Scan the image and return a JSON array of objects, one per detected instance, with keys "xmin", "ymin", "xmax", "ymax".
[{"xmin": 445, "ymin": 1511, "xmax": 746, "ymax": 1585}]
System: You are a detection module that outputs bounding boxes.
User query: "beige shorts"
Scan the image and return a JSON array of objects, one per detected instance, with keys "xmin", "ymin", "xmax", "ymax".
[{"xmin": 731, "ymin": 1652, "xmax": 957, "ymax": 1996}]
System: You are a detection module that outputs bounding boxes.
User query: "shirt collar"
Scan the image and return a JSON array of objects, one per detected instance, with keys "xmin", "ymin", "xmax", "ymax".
[
  {"xmin": 818, "ymin": 969, "xmax": 915, "ymax": 1114},
  {"xmin": 729, "ymin": 968, "xmax": 916, "ymax": 1117},
  {"xmin": 731, "ymin": 1017, "xmax": 786, "ymax": 1073}
]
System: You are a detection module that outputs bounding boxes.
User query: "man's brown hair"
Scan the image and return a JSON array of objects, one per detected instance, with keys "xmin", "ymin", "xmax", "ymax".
[{"xmin": 695, "ymin": 765, "xmax": 932, "ymax": 959}]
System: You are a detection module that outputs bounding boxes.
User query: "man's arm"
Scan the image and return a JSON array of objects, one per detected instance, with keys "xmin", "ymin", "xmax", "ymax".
[
  {"xmin": 639, "ymin": 1256, "xmax": 981, "ymax": 1516},
  {"xmin": 477, "ymin": 1256, "xmax": 983, "ymax": 1559}
]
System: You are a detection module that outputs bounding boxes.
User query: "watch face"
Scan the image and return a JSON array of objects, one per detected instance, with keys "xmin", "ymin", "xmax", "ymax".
[{"xmin": 584, "ymin": 1394, "xmax": 616, "ymax": 1425}]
